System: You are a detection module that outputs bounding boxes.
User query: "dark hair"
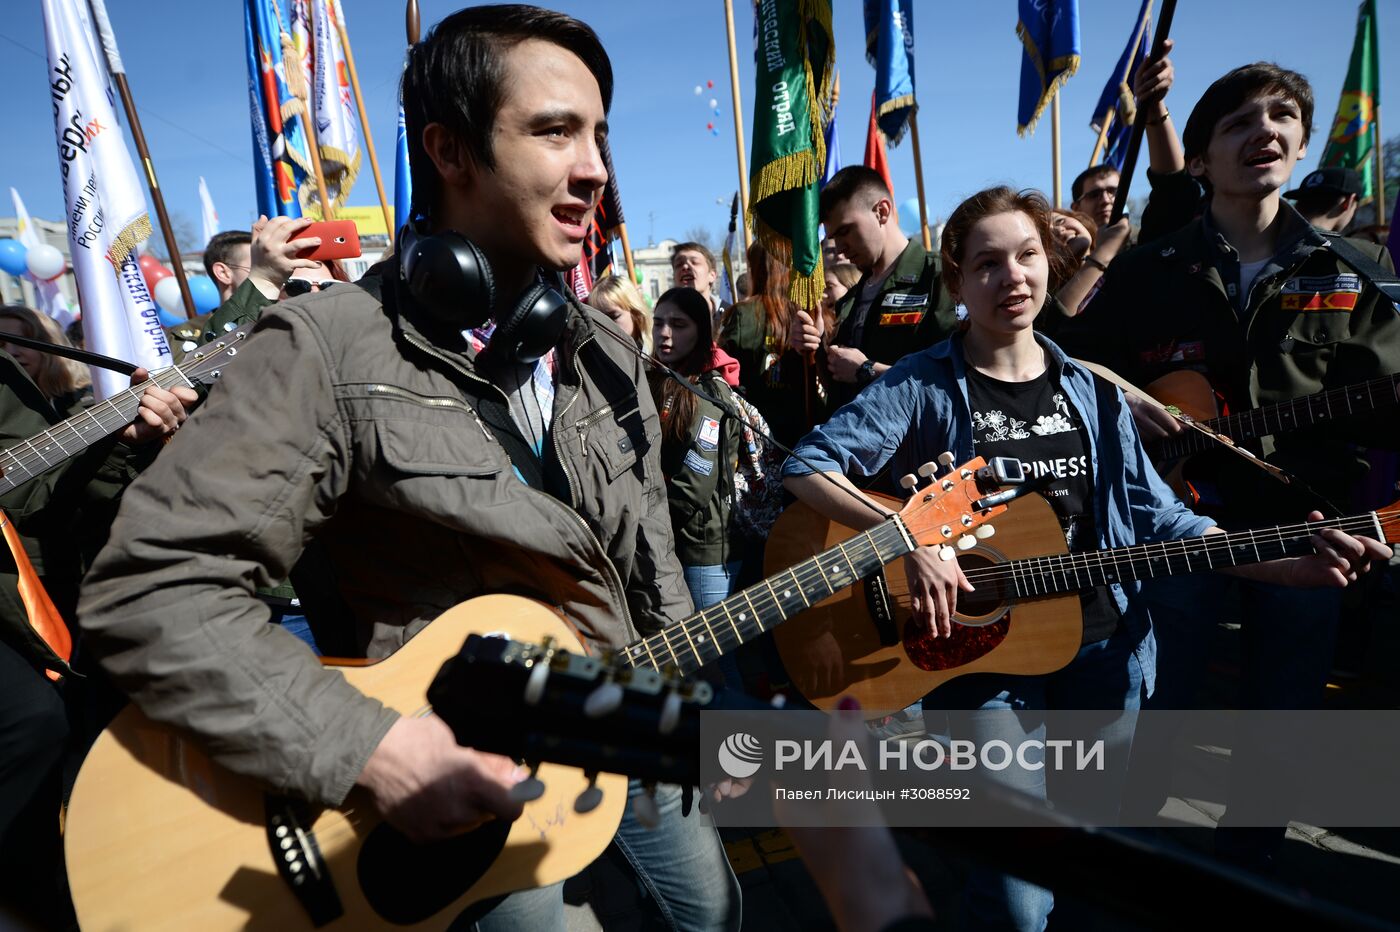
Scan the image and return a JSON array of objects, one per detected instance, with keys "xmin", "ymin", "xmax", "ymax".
[
  {"xmin": 1183, "ymin": 62, "xmax": 1314, "ymax": 162},
  {"xmin": 819, "ymin": 166, "xmax": 891, "ymax": 223},
  {"xmin": 940, "ymin": 187, "xmax": 1075, "ymax": 302},
  {"xmin": 402, "ymin": 5, "xmax": 613, "ymax": 222},
  {"xmin": 670, "ymin": 242, "xmax": 716, "ymax": 271},
  {"xmin": 1070, "ymin": 165, "xmax": 1118, "ymax": 203},
  {"xmin": 649, "ymin": 287, "xmax": 715, "ymax": 444},
  {"xmin": 203, "ymin": 230, "xmax": 251, "ymax": 278}
]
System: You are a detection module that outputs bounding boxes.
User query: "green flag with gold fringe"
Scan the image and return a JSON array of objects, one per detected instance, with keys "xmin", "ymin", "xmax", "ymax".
[
  {"xmin": 1320, "ymin": 0, "xmax": 1381, "ymax": 200},
  {"xmin": 749, "ymin": 0, "xmax": 834, "ymax": 311}
]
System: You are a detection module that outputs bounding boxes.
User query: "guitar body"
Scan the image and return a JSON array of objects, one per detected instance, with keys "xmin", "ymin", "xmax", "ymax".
[
  {"xmin": 64, "ymin": 595, "xmax": 628, "ymax": 931},
  {"xmin": 1146, "ymin": 369, "xmax": 1222, "ymax": 505},
  {"xmin": 768, "ymin": 492, "xmax": 1083, "ymax": 712}
]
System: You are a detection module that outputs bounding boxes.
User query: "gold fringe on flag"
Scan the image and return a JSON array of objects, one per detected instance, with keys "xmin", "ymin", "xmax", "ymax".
[
  {"xmin": 106, "ymin": 213, "xmax": 153, "ymax": 269},
  {"xmin": 1016, "ymin": 18, "xmax": 1079, "ymax": 137}
]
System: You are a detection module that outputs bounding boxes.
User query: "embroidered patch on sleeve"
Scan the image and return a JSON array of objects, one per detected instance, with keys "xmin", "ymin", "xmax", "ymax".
[
  {"xmin": 697, "ymin": 416, "xmax": 721, "ymax": 452},
  {"xmin": 878, "ymin": 310, "xmax": 926, "ymax": 326},
  {"xmin": 683, "ymin": 449, "xmax": 714, "ymax": 476},
  {"xmin": 881, "ymin": 292, "xmax": 928, "ymax": 308}
]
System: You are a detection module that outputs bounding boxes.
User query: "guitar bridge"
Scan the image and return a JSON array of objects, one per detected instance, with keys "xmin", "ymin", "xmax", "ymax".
[
  {"xmin": 863, "ymin": 569, "xmax": 898, "ymax": 647},
  {"xmin": 265, "ymin": 795, "xmax": 343, "ymax": 927}
]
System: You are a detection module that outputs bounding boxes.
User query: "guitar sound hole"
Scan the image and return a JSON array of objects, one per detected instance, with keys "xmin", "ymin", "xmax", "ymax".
[
  {"xmin": 955, "ymin": 552, "xmax": 1011, "ymax": 622},
  {"xmin": 902, "ymin": 553, "xmax": 1012, "ymax": 673},
  {"xmin": 357, "ymin": 819, "xmax": 511, "ymax": 924}
]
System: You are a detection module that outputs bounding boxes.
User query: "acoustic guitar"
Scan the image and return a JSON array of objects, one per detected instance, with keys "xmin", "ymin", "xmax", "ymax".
[
  {"xmin": 768, "ymin": 488, "xmax": 1400, "ymax": 712},
  {"xmin": 65, "ymin": 457, "xmax": 1019, "ymax": 930},
  {"xmin": 0, "ymin": 324, "xmax": 251, "ymax": 493}
]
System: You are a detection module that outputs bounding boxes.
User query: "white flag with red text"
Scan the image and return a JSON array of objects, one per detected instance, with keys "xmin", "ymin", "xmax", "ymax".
[{"xmin": 41, "ymin": 0, "xmax": 169, "ymax": 398}]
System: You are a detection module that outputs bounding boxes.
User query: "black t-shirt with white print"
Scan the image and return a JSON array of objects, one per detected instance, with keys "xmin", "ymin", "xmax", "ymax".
[{"xmin": 965, "ymin": 366, "xmax": 1121, "ymax": 644}]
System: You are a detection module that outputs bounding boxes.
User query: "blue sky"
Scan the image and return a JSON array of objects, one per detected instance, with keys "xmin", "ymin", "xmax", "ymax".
[{"xmin": 0, "ymin": 1, "xmax": 1395, "ymax": 250}]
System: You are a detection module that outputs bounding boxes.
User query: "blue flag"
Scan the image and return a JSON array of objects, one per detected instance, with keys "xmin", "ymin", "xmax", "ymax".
[
  {"xmin": 1091, "ymin": 0, "xmax": 1152, "ymax": 170},
  {"xmin": 1017, "ymin": 0, "xmax": 1080, "ymax": 136},
  {"xmin": 863, "ymin": 0, "xmax": 916, "ymax": 145},
  {"xmin": 244, "ymin": 0, "xmax": 312, "ymax": 217},
  {"xmin": 394, "ymin": 89, "xmax": 412, "ymax": 234},
  {"xmin": 823, "ymin": 80, "xmax": 842, "ymax": 185}
]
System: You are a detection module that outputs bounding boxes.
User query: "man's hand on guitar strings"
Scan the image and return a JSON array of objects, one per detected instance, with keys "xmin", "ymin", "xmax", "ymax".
[{"xmin": 355, "ymin": 715, "xmax": 527, "ymax": 843}]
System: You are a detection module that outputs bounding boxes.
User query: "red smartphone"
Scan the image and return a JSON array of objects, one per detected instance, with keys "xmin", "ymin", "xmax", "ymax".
[{"xmin": 295, "ymin": 220, "xmax": 361, "ymax": 261}]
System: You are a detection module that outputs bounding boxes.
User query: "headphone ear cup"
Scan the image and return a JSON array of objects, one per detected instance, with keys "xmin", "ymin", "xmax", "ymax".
[
  {"xmin": 489, "ymin": 283, "xmax": 571, "ymax": 364},
  {"xmin": 402, "ymin": 230, "xmax": 495, "ymax": 328}
]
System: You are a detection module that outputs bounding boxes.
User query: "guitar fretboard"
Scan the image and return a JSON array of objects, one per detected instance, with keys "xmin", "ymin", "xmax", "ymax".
[
  {"xmin": 0, "ymin": 365, "xmax": 194, "ymax": 494},
  {"xmin": 974, "ymin": 513, "xmax": 1387, "ymax": 601},
  {"xmin": 620, "ymin": 518, "xmax": 915, "ymax": 675},
  {"xmin": 1157, "ymin": 374, "xmax": 1400, "ymax": 460}
]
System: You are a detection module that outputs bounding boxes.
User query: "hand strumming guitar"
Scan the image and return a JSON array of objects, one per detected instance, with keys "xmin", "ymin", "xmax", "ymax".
[{"xmin": 119, "ymin": 367, "xmax": 198, "ymax": 444}]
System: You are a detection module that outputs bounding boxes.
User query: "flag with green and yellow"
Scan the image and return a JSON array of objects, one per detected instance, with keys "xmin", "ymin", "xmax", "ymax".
[
  {"xmin": 748, "ymin": 0, "xmax": 834, "ymax": 310},
  {"xmin": 1320, "ymin": 0, "xmax": 1381, "ymax": 199}
]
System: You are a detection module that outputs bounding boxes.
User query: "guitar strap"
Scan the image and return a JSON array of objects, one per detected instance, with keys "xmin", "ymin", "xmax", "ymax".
[{"xmin": 1316, "ymin": 231, "xmax": 1400, "ymax": 305}]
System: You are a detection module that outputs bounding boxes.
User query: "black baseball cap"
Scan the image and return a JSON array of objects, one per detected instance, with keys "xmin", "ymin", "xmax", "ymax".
[{"xmin": 1283, "ymin": 166, "xmax": 1363, "ymax": 200}]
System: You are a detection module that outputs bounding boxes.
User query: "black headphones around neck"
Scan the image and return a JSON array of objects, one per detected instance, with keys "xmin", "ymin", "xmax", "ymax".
[{"xmin": 398, "ymin": 221, "xmax": 570, "ymax": 364}]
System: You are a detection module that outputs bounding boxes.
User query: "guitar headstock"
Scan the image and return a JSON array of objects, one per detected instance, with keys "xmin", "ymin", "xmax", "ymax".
[
  {"xmin": 895, "ymin": 455, "xmax": 1025, "ymax": 556},
  {"xmin": 1375, "ymin": 498, "xmax": 1400, "ymax": 546},
  {"xmin": 174, "ymin": 324, "xmax": 255, "ymax": 386},
  {"xmin": 428, "ymin": 635, "xmax": 717, "ymax": 821}
]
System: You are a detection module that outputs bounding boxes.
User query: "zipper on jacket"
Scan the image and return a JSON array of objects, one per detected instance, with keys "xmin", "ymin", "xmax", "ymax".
[
  {"xmin": 363, "ymin": 383, "xmax": 493, "ymax": 441},
  {"xmin": 399, "ymin": 327, "xmax": 637, "ymax": 639},
  {"xmin": 574, "ymin": 403, "xmax": 612, "ymax": 458}
]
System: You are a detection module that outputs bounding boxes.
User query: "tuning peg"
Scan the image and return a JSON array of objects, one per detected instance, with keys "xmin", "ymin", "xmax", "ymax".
[
  {"xmin": 975, "ymin": 525, "xmax": 996, "ymax": 539},
  {"xmin": 524, "ymin": 659, "xmax": 551, "ymax": 706},
  {"xmin": 957, "ymin": 535, "xmax": 977, "ymax": 551},
  {"xmin": 937, "ymin": 451, "xmax": 956, "ymax": 471},
  {"xmin": 510, "ymin": 763, "xmax": 546, "ymax": 803},
  {"xmin": 575, "ymin": 770, "xmax": 605, "ymax": 814},
  {"xmin": 899, "ymin": 473, "xmax": 919, "ymax": 491},
  {"xmin": 917, "ymin": 461, "xmax": 938, "ymax": 478},
  {"xmin": 938, "ymin": 546, "xmax": 956, "ymax": 562},
  {"xmin": 659, "ymin": 688, "xmax": 683, "ymax": 736},
  {"xmin": 633, "ymin": 784, "xmax": 661, "ymax": 829},
  {"xmin": 584, "ymin": 680, "xmax": 624, "ymax": 718}
]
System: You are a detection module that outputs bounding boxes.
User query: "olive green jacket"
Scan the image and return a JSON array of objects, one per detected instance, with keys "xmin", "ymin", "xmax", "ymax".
[{"xmin": 659, "ymin": 371, "xmax": 743, "ymax": 567}]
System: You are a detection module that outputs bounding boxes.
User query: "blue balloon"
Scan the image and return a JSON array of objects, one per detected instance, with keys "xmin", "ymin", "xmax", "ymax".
[
  {"xmin": 0, "ymin": 239, "xmax": 28, "ymax": 277},
  {"xmin": 897, "ymin": 197, "xmax": 924, "ymax": 237},
  {"xmin": 157, "ymin": 307, "xmax": 186, "ymax": 329},
  {"xmin": 188, "ymin": 275, "xmax": 220, "ymax": 314}
]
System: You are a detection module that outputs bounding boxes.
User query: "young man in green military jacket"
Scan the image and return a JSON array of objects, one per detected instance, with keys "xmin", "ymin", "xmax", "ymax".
[
  {"xmin": 789, "ymin": 166, "xmax": 959, "ymax": 411},
  {"xmin": 1065, "ymin": 62, "xmax": 1400, "ymax": 870}
]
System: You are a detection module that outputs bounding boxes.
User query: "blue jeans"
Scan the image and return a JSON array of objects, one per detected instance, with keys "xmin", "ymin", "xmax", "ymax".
[
  {"xmin": 924, "ymin": 622, "xmax": 1148, "ymax": 932},
  {"xmin": 472, "ymin": 781, "xmax": 740, "ymax": 931},
  {"xmin": 266, "ymin": 602, "xmax": 319, "ymax": 655},
  {"xmin": 684, "ymin": 562, "xmax": 744, "ymax": 690}
]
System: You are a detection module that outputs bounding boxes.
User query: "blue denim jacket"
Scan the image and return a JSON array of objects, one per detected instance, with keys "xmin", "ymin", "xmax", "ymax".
[{"xmin": 782, "ymin": 332, "xmax": 1218, "ymax": 695}]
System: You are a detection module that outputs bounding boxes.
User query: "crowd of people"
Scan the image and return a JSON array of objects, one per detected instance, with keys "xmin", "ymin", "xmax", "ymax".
[{"xmin": 1, "ymin": 4, "xmax": 1398, "ymax": 931}]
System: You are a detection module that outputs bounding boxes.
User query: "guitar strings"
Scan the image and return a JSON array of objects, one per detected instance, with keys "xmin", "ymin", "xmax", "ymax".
[{"xmin": 640, "ymin": 513, "xmax": 1391, "ymax": 669}]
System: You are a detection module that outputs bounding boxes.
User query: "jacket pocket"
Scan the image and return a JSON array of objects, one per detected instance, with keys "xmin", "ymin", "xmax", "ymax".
[
  {"xmin": 375, "ymin": 412, "xmax": 506, "ymax": 477},
  {"xmin": 579, "ymin": 400, "xmax": 650, "ymax": 482}
]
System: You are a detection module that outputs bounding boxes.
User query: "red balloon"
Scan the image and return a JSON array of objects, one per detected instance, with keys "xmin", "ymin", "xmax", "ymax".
[
  {"xmin": 138, "ymin": 253, "xmax": 162, "ymax": 273},
  {"xmin": 706, "ymin": 80, "xmax": 714, "ymax": 88},
  {"xmin": 706, "ymin": 122, "xmax": 714, "ymax": 130},
  {"xmin": 143, "ymin": 263, "xmax": 172, "ymax": 289}
]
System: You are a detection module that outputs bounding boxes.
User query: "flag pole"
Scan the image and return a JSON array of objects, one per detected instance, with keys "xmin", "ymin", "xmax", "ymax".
[
  {"xmin": 332, "ymin": 0, "xmax": 394, "ymax": 243},
  {"xmin": 1088, "ymin": 108, "xmax": 1113, "ymax": 166},
  {"xmin": 908, "ymin": 107, "xmax": 933, "ymax": 251},
  {"xmin": 723, "ymin": 0, "xmax": 752, "ymax": 252},
  {"xmin": 1052, "ymin": 92, "xmax": 1063, "ymax": 208},
  {"xmin": 618, "ymin": 223, "xmax": 638, "ymax": 283},
  {"xmin": 86, "ymin": 0, "xmax": 196, "ymax": 318},
  {"xmin": 1110, "ymin": 0, "xmax": 1178, "ymax": 223},
  {"xmin": 406, "ymin": 0, "xmax": 419, "ymax": 44}
]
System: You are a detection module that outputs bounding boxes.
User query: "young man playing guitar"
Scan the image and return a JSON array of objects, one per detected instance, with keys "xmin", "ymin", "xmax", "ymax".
[
  {"xmin": 1062, "ymin": 63, "xmax": 1400, "ymax": 869},
  {"xmin": 78, "ymin": 6, "xmax": 738, "ymax": 929}
]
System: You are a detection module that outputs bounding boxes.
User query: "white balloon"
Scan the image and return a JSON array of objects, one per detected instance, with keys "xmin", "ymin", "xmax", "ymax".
[
  {"xmin": 694, "ymin": 85, "xmax": 702, "ymax": 95},
  {"xmin": 25, "ymin": 243, "xmax": 65, "ymax": 281},
  {"xmin": 708, "ymin": 98, "xmax": 718, "ymax": 109},
  {"xmin": 154, "ymin": 275, "xmax": 184, "ymax": 314}
]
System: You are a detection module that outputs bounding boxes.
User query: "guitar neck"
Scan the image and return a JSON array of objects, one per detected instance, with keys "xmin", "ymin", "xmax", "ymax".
[
  {"xmin": 0, "ymin": 366, "xmax": 191, "ymax": 494},
  {"xmin": 992, "ymin": 513, "xmax": 1389, "ymax": 600},
  {"xmin": 620, "ymin": 518, "xmax": 916, "ymax": 675},
  {"xmin": 1157, "ymin": 373, "xmax": 1400, "ymax": 460}
]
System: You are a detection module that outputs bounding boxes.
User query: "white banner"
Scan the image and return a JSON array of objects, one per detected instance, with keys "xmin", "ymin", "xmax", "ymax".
[
  {"xmin": 312, "ymin": 0, "xmax": 361, "ymax": 207},
  {"xmin": 41, "ymin": 0, "xmax": 170, "ymax": 398},
  {"xmin": 198, "ymin": 176, "xmax": 220, "ymax": 247},
  {"xmin": 10, "ymin": 187, "xmax": 76, "ymax": 330}
]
